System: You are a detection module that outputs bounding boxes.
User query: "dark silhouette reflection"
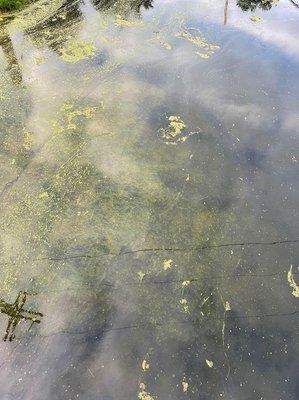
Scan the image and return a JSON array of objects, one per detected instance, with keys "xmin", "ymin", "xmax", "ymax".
[
  {"xmin": 237, "ymin": 0, "xmax": 276, "ymax": 11},
  {"xmin": 289, "ymin": 0, "xmax": 299, "ymax": 9},
  {"xmin": 25, "ymin": 0, "xmax": 83, "ymax": 53},
  {"xmin": 224, "ymin": 0, "xmax": 229, "ymax": 24},
  {"xmin": 0, "ymin": 23, "xmax": 22, "ymax": 84},
  {"xmin": 0, "ymin": 291, "xmax": 43, "ymax": 341},
  {"xmin": 24, "ymin": 0, "xmax": 154, "ymax": 56},
  {"xmin": 92, "ymin": 0, "xmax": 153, "ymax": 14}
]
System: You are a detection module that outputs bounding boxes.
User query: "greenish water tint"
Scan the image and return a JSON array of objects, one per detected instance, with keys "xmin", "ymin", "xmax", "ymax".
[{"xmin": 0, "ymin": 0, "xmax": 298, "ymax": 399}]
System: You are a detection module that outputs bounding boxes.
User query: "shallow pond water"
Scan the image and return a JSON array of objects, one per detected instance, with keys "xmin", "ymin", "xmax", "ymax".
[{"xmin": 0, "ymin": 0, "xmax": 298, "ymax": 399}]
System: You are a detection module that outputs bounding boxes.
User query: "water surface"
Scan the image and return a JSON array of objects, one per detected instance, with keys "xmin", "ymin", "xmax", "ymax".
[{"xmin": 0, "ymin": 0, "xmax": 298, "ymax": 399}]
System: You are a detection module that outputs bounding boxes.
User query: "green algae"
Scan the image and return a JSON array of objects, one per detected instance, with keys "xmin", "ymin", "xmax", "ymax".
[
  {"xmin": 159, "ymin": 115, "xmax": 199, "ymax": 145},
  {"xmin": 206, "ymin": 359, "xmax": 214, "ymax": 368},
  {"xmin": 250, "ymin": 15, "xmax": 263, "ymax": 23},
  {"xmin": 159, "ymin": 115, "xmax": 186, "ymax": 144},
  {"xmin": 9, "ymin": 0, "xmax": 65, "ymax": 31},
  {"xmin": 114, "ymin": 15, "xmax": 143, "ymax": 27},
  {"xmin": 60, "ymin": 40, "xmax": 97, "ymax": 63},
  {"xmin": 0, "ymin": 99, "xmax": 102, "ymax": 293},
  {"xmin": 34, "ymin": 54, "xmax": 45, "ymax": 65},
  {"xmin": 287, "ymin": 265, "xmax": 299, "ymax": 297},
  {"xmin": 177, "ymin": 30, "xmax": 220, "ymax": 59},
  {"xmin": 0, "ymin": 3, "xmax": 297, "ymax": 398},
  {"xmin": 182, "ymin": 380, "xmax": 189, "ymax": 393},
  {"xmin": 22, "ymin": 129, "xmax": 33, "ymax": 150},
  {"xmin": 163, "ymin": 258, "xmax": 173, "ymax": 270},
  {"xmin": 59, "ymin": 101, "xmax": 98, "ymax": 130},
  {"xmin": 138, "ymin": 383, "xmax": 155, "ymax": 400}
]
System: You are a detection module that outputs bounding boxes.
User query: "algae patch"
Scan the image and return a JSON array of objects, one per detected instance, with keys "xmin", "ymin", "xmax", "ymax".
[
  {"xmin": 179, "ymin": 298, "xmax": 189, "ymax": 313},
  {"xmin": 35, "ymin": 55, "xmax": 46, "ymax": 65},
  {"xmin": 206, "ymin": 359, "xmax": 214, "ymax": 368},
  {"xmin": 141, "ymin": 359, "xmax": 150, "ymax": 371},
  {"xmin": 177, "ymin": 30, "xmax": 220, "ymax": 59},
  {"xmin": 159, "ymin": 115, "xmax": 199, "ymax": 145},
  {"xmin": 250, "ymin": 15, "xmax": 263, "ymax": 23},
  {"xmin": 159, "ymin": 116, "xmax": 187, "ymax": 144},
  {"xmin": 163, "ymin": 258, "xmax": 173, "ymax": 270},
  {"xmin": 114, "ymin": 15, "xmax": 143, "ymax": 27},
  {"xmin": 182, "ymin": 380, "xmax": 189, "ymax": 393},
  {"xmin": 58, "ymin": 102, "xmax": 98, "ymax": 131},
  {"xmin": 138, "ymin": 383, "xmax": 155, "ymax": 400},
  {"xmin": 38, "ymin": 191, "xmax": 49, "ymax": 200},
  {"xmin": 287, "ymin": 265, "xmax": 299, "ymax": 298},
  {"xmin": 138, "ymin": 271, "xmax": 146, "ymax": 281},
  {"xmin": 60, "ymin": 40, "xmax": 96, "ymax": 63},
  {"xmin": 23, "ymin": 129, "xmax": 33, "ymax": 150}
]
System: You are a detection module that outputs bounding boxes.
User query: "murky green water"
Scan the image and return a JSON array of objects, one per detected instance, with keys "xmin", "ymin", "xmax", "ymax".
[{"xmin": 0, "ymin": 0, "xmax": 298, "ymax": 399}]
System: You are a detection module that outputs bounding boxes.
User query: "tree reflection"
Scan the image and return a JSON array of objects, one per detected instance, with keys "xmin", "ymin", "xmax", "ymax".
[
  {"xmin": 224, "ymin": 0, "xmax": 229, "ymax": 24},
  {"xmin": 23, "ymin": 0, "xmax": 154, "ymax": 54},
  {"xmin": 25, "ymin": 0, "xmax": 83, "ymax": 53},
  {"xmin": 237, "ymin": 0, "xmax": 276, "ymax": 11},
  {"xmin": 92, "ymin": 0, "xmax": 154, "ymax": 14},
  {"xmin": 289, "ymin": 0, "xmax": 299, "ymax": 8},
  {"xmin": 0, "ymin": 22, "xmax": 22, "ymax": 84}
]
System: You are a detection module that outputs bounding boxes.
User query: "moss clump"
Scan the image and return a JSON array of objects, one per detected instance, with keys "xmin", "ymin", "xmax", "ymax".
[{"xmin": 0, "ymin": 0, "xmax": 31, "ymax": 11}]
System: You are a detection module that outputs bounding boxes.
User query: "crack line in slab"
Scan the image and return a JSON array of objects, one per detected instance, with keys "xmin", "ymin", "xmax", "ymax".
[
  {"xmin": 20, "ymin": 309, "xmax": 299, "ymax": 340},
  {"xmin": 36, "ymin": 269, "xmax": 299, "ymax": 294},
  {"xmin": 24, "ymin": 238, "xmax": 298, "ymax": 264}
]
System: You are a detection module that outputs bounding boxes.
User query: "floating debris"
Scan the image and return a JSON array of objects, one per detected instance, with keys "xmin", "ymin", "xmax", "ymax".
[
  {"xmin": 138, "ymin": 271, "xmax": 146, "ymax": 281},
  {"xmin": 38, "ymin": 191, "xmax": 49, "ymax": 200},
  {"xmin": 142, "ymin": 359, "xmax": 150, "ymax": 371},
  {"xmin": 138, "ymin": 383, "xmax": 154, "ymax": 400},
  {"xmin": 162, "ymin": 42, "xmax": 172, "ymax": 50},
  {"xmin": 35, "ymin": 55, "xmax": 46, "ymax": 65},
  {"xmin": 179, "ymin": 298, "xmax": 189, "ymax": 313},
  {"xmin": 182, "ymin": 380, "xmax": 189, "ymax": 393},
  {"xmin": 163, "ymin": 259, "xmax": 173, "ymax": 270},
  {"xmin": 250, "ymin": 15, "xmax": 263, "ymax": 23},
  {"xmin": 287, "ymin": 265, "xmax": 299, "ymax": 298}
]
